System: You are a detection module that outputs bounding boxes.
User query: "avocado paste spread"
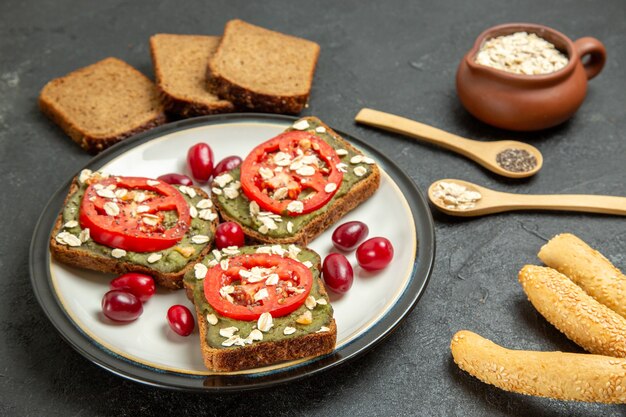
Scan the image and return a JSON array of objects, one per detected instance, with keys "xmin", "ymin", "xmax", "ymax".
[
  {"xmin": 56, "ymin": 177, "xmax": 214, "ymax": 273},
  {"xmin": 183, "ymin": 245, "xmax": 334, "ymax": 349},
  {"xmin": 213, "ymin": 118, "xmax": 376, "ymax": 238}
]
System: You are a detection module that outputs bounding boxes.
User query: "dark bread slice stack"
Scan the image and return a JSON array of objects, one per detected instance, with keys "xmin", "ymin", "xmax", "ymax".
[
  {"xmin": 49, "ymin": 171, "xmax": 219, "ymax": 289},
  {"xmin": 150, "ymin": 34, "xmax": 235, "ymax": 118},
  {"xmin": 207, "ymin": 19, "xmax": 320, "ymax": 114},
  {"xmin": 212, "ymin": 117, "xmax": 381, "ymax": 246},
  {"xmin": 39, "ymin": 57, "xmax": 167, "ymax": 154},
  {"xmin": 183, "ymin": 245, "xmax": 336, "ymax": 371}
]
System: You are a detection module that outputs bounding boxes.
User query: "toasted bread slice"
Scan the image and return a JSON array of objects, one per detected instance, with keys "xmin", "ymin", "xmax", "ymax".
[
  {"xmin": 207, "ymin": 19, "xmax": 320, "ymax": 114},
  {"xmin": 150, "ymin": 34, "xmax": 235, "ymax": 118},
  {"xmin": 49, "ymin": 170, "xmax": 219, "ymax": 289},
  {"xmin": 39, "ymin": 57, "xmax": 166, "ymax": 154},
  {"xmin": 183, "ymin": 244, "xmax": 336, "ymax": 372},
  {"xmin": 211, "ymin": 117, "xmax": 381, "ymax": 246}
]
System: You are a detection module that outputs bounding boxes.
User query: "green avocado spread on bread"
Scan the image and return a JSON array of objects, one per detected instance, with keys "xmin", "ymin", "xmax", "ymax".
[
  {"xmin": 213, "ymin": 117, "xmax": 376, "ymax": 238},
  {"xmin": 183, "ymin": 245, "xmax": 333, "ymax": 348},
  {"xmin": 56, "ymin": 176, "xmax": 214, "ymax": 273}
]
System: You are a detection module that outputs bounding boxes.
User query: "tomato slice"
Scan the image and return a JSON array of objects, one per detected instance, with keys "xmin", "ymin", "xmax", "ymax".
[
  {"xmin": 204, "ymin": 253, "xmax": 313, "ymax": 321},
  {"xmin": 240, "ymin": 131, "xmax": 343, "ymax": 216},
  {"xmin": 79, "ymin": 176, "xmax": 191, "ymax": 253}
]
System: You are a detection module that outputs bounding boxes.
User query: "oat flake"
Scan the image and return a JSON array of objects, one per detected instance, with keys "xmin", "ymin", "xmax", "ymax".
[
  {"xmin": 78, "ymin": 169, "xmax": 93, "ymax": 184},
  {"xmin": 214, "ymin": 173, "xmax": 233, "ymax": 188},
  {"xmin": 79, "ymin": 228, "xmax": 90, "ymax": 243},
  {"xmin": 257, "ymin": 312, "xmax": 274, "ymax": 332},
  {"xmin": 96, "ymin": 189, "xmax": 116, "ymax": 199},
  {"xmin": 221, "ymin": 335, "xmax": 240, "ymax": 347},
  {"xmin": 219, "ymin": 327, "xmax": 239, "ymax": 338},
  {"xmin": 103, "ymin": 202, "xmax": 119, "ymax": 216},
  {"xmin": 206, "ymin": 313, "xmax": 218, "ymax": 325},
  {"xmin": 305, "ymin": 296, "xmax": 317, "ymax": 310},
  {"xmin": 191, "ymin": 235, "xmax": 210, "ymax": 244},
  {"xmin": 194, "ymin": 263, "xmax": 208, "ymax": 279},
  {"xmin": 324, "ymin": 183, "xmax": 337, "ymax": 193},
  {"xmin": 350, "ymin": 155, "xmax": 364, "ymax": 164},
  {"xmin": 287, "ymin": 200, "xmax": 304, "ymax": 214},
  {"xmin": 63, "ymin": 220, "xmax": 78, "ymax": 228},
  {"xmin": 354, "ymin": 166, "xmax": 367, "ymax": 177},
  {"xmin": 196, "ymin": 199, "xmax": 212, "ymax": 209},
  {"xmin": 147, "ymin": 253, "xmax": 162, "ymax": 264},
  {"xmin": 292, "ymin": 120, "xmax": 309, "ymax": 130},
  {"xmin": 248, "ymin": 329, "xmax": 263, "ymax": 341}
]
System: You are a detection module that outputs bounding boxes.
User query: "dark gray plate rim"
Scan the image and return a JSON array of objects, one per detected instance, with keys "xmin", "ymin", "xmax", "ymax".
[{"xmin": 29, "ymin": 113, "xmax": 436, "ymax": 392}]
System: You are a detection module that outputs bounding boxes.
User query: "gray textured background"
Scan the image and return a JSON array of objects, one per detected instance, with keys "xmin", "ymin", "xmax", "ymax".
[{"xmin": 1, "ymin": 0, "xmax": 625, "ymax": 415}]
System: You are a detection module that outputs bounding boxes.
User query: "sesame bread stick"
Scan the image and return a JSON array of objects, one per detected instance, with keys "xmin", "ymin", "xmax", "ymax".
[
  {"xmin": 451, "ymin": 330, "xmax": 626, "ymax": 403},
  {"xmin": 538, "ymin": 233, "xmax": 626, "ymax": 318},
  {"xmin": 519, "ymin": 265, "xmax": 626, "ymax": 357}
]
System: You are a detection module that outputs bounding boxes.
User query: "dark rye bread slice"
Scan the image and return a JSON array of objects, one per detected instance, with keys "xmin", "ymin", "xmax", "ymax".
[
  {"xmin": 49, "ymin": 174, "xmax": 218, "ymax": 289},
  {"xmin": 39, "ymin": 57, "xmax": 167, "ymax": 154},
  {"xmin": 212, "ymin": 117, "xmax": 381, "ymax": 246},
  {"xmin": 207, "ymin": 19, "xmax": 320, "ymax": 114},
  {"xmin": 150, "ymin": 34, "xmax": 235, "ymax": 118},
  {"xmin": 183, "ymin": 245, "xmax": 336, "ymax": 372}
]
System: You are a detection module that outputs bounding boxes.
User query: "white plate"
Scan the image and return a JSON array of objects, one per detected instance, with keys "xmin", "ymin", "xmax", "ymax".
[{"xmin": 31, "ymin": 114, "xmax": 435, "ymax": 390}]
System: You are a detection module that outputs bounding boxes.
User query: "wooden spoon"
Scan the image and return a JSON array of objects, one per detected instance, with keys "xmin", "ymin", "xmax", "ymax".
[
  {"xmin": 428, "ymin": 179, "xmax": 626, "ymax": 217},
  {"xmin": 355, "ymin": 108, "xmax": 543, "ymax": 178}
]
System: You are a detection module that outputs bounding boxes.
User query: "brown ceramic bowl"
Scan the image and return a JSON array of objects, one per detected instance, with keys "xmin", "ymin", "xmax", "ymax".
[{"xmin": 456, "ymin": 23, "xmax": 606, "ymax": 131}]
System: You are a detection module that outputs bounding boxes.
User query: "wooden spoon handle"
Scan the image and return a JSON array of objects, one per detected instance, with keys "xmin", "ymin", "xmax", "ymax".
[
  {"xmin": 355, "ymin": 108, "xmax": 482, "ymax": 156},
  {"xmin": 501, "ymin": 193, "xmax": 626, "ymax": 216}
]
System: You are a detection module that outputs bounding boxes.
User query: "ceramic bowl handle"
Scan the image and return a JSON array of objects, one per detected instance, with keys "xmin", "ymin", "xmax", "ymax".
[{"xmin": 574, "ymin": 37, "xmax": 606, "ymax": 80}]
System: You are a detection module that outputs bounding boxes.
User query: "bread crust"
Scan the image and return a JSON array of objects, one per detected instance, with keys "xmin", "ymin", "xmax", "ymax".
[
  {"xmin": 197, "ymin": 309, "xmax": 336, "ymax": 372},
  {"xmin": 213, "ymin": 117, "xmax": 381, "ymax": 246},
  {"xmin": 206, "ymin": 20, "xmax": 320, "ymax": 115},
  {"xmin": 538, "ymin": 233, "xmax": 626, "ymax": 318},
  {"xmin": 156, "ymin": 86, "xmax": 235, "ymax": 118},
  {"xmin": 186, "ymin": 255, "xmax": 337, "ymax": 372},
  {"xmin": 451, "ymin": 330, "xmax": 626, "ymax": 403},
  {"xmin": 206, "ymin": 72, "xmax": 312, "ymax": 115},
  {"xmin": 38, "ymin": 57, "xmax": 167, "ymax": 154},
  {"xmin": 518, "ymin": 265, "xmax": 626, "ymax": 357},
  {"xmin": 49, "ymin": 178, "xmax": 217, "ymax": 289}
]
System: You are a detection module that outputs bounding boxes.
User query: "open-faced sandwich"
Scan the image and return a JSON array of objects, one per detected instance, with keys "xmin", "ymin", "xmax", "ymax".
[
  {"xmin": 211, "ymin": 116, "xmax": 380, "ymax": 245},
  {"xmin": 183, "ymin": 244, "xmax": 336, "ymax": 371},
  {"xmin": 50, "ymin": 169, "xmax": 219, "ymax": 289}
]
